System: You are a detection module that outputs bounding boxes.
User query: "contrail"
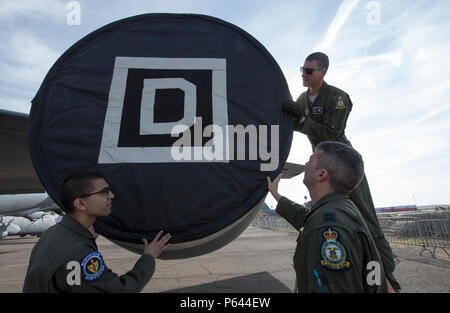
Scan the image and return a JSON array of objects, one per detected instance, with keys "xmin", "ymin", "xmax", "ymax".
[{"xmin": 313, "ymin": 0, "xmax": 360, "ymax": 52}]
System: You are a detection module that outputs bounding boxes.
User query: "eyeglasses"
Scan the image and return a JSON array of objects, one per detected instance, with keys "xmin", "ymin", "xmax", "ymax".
[
  {"xmin": 300, "ymin": 67, "xmax": 323, "ymax": 75},
  {"xmin": 75, "ymin": 186, "xmax": 112, "ymax": 199}
]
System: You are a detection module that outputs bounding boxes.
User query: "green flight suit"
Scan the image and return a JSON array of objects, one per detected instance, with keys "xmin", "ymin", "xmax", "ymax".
[
  {"xmin": 293, "ymin": 81, "xmax": 400, "ymax": 290},
  {"xmin": 276, "ymin": 193, "xmax": 388, "ymax": 293},
  {"xmin": 23, "ymin": 215, "xmax": 155, "ymax": 293}
]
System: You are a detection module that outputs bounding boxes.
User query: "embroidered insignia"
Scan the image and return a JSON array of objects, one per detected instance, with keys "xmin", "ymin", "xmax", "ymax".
[
  {"xmin": 320, "ymin": 228, "xmax": 351, "ymax": 271},
  {"xmin": 335, "ymin": 96, "xmax": 345, "ymax": 109},
  {"xmin": 312, "ymin": 107, "xmax": 323, "ymax": 114},
  {"xmin": 323, "ymin": 213, "xmax": 336, "ymax": 222},
  {"xmin": 81, "ymin": 251, "xmax": 105, "ymax": 281}
]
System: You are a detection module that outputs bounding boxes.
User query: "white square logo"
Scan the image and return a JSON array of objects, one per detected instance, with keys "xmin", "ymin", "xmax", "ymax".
[{"xmin": 98, "ymin": 57, "xmax": 229, "ymax": 164}]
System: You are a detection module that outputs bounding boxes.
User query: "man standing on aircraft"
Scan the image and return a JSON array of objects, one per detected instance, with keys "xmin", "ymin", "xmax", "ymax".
[
  {"xmin": 268, "ymin": 141, "xmax": 388, "ymax": 292},
  {"xmin": 23, "ymin": 172, "xmax": 171, "ymax": 293},
  {"xmin": 282, "ymin": 52, "xmax": 400, "ymax": 291}
]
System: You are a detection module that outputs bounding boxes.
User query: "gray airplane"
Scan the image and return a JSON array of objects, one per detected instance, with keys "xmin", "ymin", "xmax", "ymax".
[
  {"xmin": 0, "ymin": 109, "xmax": 64, "ymax": 238},
  {"xmin": 0, "ymin": 212, "xmax": 61, "ymax": 239}
]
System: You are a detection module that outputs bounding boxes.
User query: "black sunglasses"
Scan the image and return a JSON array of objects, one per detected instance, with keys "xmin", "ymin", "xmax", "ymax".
[
  {"xmin": 300, "ymin": 66, "xmax": 323, "ymax": 75},
  {"xmin": 75, "ymin": 186, "xmax": 112, "ymax": 199}
]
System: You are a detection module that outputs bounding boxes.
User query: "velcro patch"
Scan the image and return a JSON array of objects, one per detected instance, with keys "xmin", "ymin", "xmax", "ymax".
[
  {"xmin": 81, "ymin": 251, "xmax": 105, "ymax": 281},
  {"xmin": 312, "ymin": 107, "xmax": 323, "ymax": 114},
  {"xmin": 320, "ymin": 228, "xmax": 351, "ymax": 271},
  {"xmin": 323, "ymin": 213, "xmax": 336, "ymax": 222},
  {"xmin": 335, "ymin": 96, "xmax": 345, "ymax": 109}
]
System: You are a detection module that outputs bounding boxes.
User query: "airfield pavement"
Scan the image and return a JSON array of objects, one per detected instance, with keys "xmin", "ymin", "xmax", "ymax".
[{"xmin": 0, "ymin": 226, "xmax": 449, "ymax": 293}]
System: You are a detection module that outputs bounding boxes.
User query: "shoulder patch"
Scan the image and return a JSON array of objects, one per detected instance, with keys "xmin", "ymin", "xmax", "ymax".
[
  {"xmin": 81, "ymin": 251, "xmax": 105, "ymax": 281},
  {"xmin": 335, "ymin": 96, "xmax": 345, "ymax": 109},
  {"xmin": 320, "ymin": 228, "xmax": 351, "ymax": 271}
]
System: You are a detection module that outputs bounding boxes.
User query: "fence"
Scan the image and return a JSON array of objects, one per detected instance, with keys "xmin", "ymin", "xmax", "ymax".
[
  {"xmin": 251, "ymin": 211, "xmax": 450, "ymax": 258},
  {"xmin": 251, "ymin": 217, "xmax": 297, "ymax": 233},
  {"xmin": 377, "ymin": 211, "xmax": 450, "ymax": 258}
]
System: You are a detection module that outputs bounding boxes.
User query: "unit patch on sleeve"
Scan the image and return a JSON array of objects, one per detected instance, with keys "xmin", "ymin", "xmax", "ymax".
[
  {"xmin": 335, "ymin": 96, "xmax": 345, "ymax": 109},
  {"xmin": 320, "ymin": 228, "xmax": 351, "ymax": 271},
  {"xmin": 81, "ymin": 251, "xmax": 105, "ymax": 281}
]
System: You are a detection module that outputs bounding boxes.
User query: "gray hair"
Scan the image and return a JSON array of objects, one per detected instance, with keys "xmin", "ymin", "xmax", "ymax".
[
  {"xmin": 305, "ymin": 52, "xmax": 329, "ymax": 70},
  {"xmin": 315, "ymin": 141, "xmax": 364, "ymax": 193}
]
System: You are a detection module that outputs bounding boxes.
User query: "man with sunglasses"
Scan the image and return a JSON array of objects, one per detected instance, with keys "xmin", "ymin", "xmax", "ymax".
[
  {"xmin": 282, "ymin": 52, "xmax": 400, "ymax": 291},
  {"xmin": 283, "ymin": 52, "xmax": 352, "ymax": 146},
  {"xmin": 23, "ymin": 172, "xmax": 171, "ymax": 292}
]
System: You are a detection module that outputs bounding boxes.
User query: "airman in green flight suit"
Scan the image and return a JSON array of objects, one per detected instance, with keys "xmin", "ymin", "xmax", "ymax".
[
  {"xmin": 282, "ymin": 52, "xmax": 400, "ymax": 291},
  {"xmin": 268, "ymin": 141, "xmax": 388, "ymax": 292},
  {"xmin": 23, "ymin": 172, "xmax": 171, "ymax": 293}
]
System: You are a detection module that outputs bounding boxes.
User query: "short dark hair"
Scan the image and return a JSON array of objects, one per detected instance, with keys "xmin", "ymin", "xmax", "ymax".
[
  {"xmin": 60, "ymin": 172, "xmax": 105, "ymax": 214},
  {"xmin": 315, "ymin": 141, "xmax": 364, "ymax": 193},
  {"xmin": 305, "ymin": 52, "xmax": 329, "ymax": 69}
]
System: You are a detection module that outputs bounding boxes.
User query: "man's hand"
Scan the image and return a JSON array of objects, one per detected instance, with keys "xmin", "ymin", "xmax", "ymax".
[
  {"xmin": 282, "ymin": 100, "xmax": 300, "ymax": 116},
  {"xmin": 282, "ymin": 100, "xmax": 305, "ymax": 120},
  {"xmin": 267, "ymin": 173, "xmax": 283, "ymax": 202},
  {"xmin": 142, "ymin": 231, "xmax": 171, "ymax": 259}
]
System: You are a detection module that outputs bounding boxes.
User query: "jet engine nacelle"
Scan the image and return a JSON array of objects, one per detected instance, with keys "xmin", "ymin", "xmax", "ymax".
[{"xmin": 29, "ymin": 14, "xmax": 294, "ymax": 258}]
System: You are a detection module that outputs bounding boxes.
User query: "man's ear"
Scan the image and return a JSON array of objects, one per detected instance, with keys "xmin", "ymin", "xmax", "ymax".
[
  {"xmin": 317, "ymin": 169, "xmax": 329, "ymax": 182},
  {"xmin": 321, "ymin": 68, "xmax": 328, "ymax": 78},
  {"xmin": 73, "ymin": 198, "xmax": 87, "ymax": 211}
]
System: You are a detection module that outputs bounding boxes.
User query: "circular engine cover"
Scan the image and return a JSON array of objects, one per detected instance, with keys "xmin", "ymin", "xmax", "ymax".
[{"xmin": 29, "ymin": 14, "xmax": 293, "ymax": 258}]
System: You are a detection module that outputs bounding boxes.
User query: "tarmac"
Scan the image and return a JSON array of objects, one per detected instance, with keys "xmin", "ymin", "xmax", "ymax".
[{"xmin": 0, "ymin": 226, "xmax": 449, "ymax": 293}]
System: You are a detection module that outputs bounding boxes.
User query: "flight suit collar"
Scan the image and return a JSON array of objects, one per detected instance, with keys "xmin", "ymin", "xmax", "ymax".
[
  {"xmin": 314, "ymin": 192, "xmax": 349, "ymax": 208},
  {"xmin": 60, "ymin": 214, "xmax": 96, "ymax": 240},
  {"xmin": 304, "ymin": 192, "xmax": 349, "ymax": 222},
  {"xmin": 306, "ymin": 80, "xmax": 329, "ymax": 98}
]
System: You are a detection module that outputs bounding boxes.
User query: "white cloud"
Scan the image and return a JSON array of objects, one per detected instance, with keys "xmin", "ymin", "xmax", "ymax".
[
  {"xmin": 0, "ymin": 31, "xmax": 59, "ymax": 87},
  {"xmin": 0, "ymin": 97, "xmax": 31, "ymax": 114},
  {"xmin": 9, "ymin": 31, "xmax": 59, "ymax": 67},
  {"xmin": 0, "ymin": 0, "xmax": 66, "ymax": 21}
]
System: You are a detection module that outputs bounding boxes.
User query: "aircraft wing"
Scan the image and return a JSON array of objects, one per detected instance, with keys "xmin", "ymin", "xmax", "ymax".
[
  {"xmin": 281, "ymin": 162, "xmax": 305, "ymax": 179},
  {"xmin": 0, "ymin": 109, "xmax": 45, "ymax": 194}
]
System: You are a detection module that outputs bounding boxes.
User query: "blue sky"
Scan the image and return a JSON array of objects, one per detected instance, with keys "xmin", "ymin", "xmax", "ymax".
[{"xmin": 1, "ymin": 0, "xmax": 449, "ymax": 208}]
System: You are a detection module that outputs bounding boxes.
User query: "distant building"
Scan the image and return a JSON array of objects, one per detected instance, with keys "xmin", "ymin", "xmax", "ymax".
[{"xmin": 375, "ymin": 205, "xmax": 417, "ymax": 213}]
